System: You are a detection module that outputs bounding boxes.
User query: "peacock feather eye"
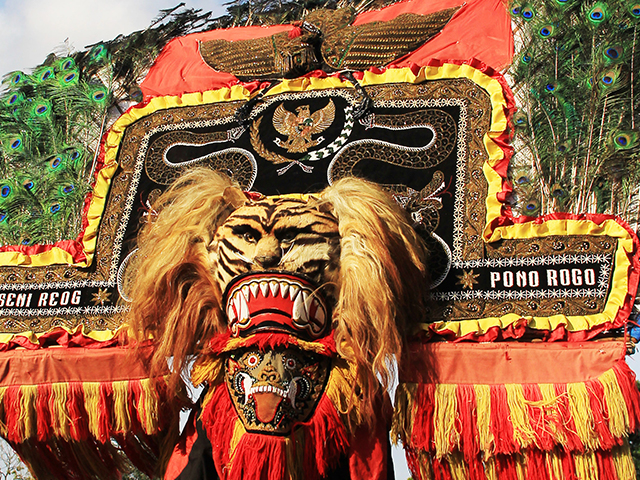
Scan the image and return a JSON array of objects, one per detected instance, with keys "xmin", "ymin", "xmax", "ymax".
[
  {"xmin": 612, "ymin": 130, "xmax": 638, "ymax": 149},
  {"xmin": 21, "ymin": 238, "xmax": 30, "ymax": 245},
  {"xmin": 557, "ymin": 141, "xmax": 571, "ymax": 153},
  {"xmin": 599, "ymin": 68, "xmax": 620, "ymax": 89},
  {"xmin": 5, "ymin": 92, "xmax": 23, "ymax": 107},
  {"xmin": 62, "ymin": 184, "xmax": 75, "ymax": 194},
  {"xmin": 628, "ymin": 2, "xmax": 640, "ymax": 18},
  {"xmin": 89, "ymin": 86, "xmax": 109, "ymax": 105},
  {"xmin": 511, "ymin": 5, "xmax": 522, "ymax": 16},
  {"xmin": 513, "ymin": 112, "xmax": 528, "ymax": 126},
  {"xmin": 538, "ymin": 24, "xmax": 555, "ymax": 38},
  {"xmin": 22, "ymin": 179, "xmax": 34, "ymax": 191},
  {"xmin": 551, "ymin": 184, "xmax": 567, "ymax": 198},
  {"xmin": 521, "ymin": 6, "xmax": 535, "ymax": 20},
  {"xmin": 61, "ymin": 57, "xmax": 75, "ymax": 70},
  {"xmin": 544, "ymin": 81, "xmax": 558, "ymax": 93},
  {"xmin": 1, "ymin": 185, "xmax": 11, "ymax": 198},
  {"xmin": 587, "ymin": 3, "xmax": 609, "ymax": 24},
  {"xmin": 69, "ymin": 148, "xmax": 82, "ymax": 160},
  {"xmin": 603, "ymin": 45, "xmax": 623, "ymax": 62},
  {"xmin": 37, "ymin": 67, "xmax": 54, "ymax": 82},
  {"xmin": 61, "ymin": 70, "xmax": 79, "ymax": 86},
  {"xmin": 9, "ymin": 137, "xmax": 23, "ymax": 151},
  {"xmin": 89, "ymin": 44, "xmax": 108, "ymax": 62},
  {"xmin": 49, "ymin": 155, "xmax": 63, "ymax": 169},
  {"xmin": 523, "ymin": 200, "xmax": 540, "ymax": 215},
  {"xmin": 50, "ymin": 203, "xmax": 61, "ymax": 214},
  {"xmin": 516, "ymin": 175, "xmax": 531, "ymax": 185},
  {"xmin": 11, "ymin": 73, "xmax": 22, "ymax": 84},
  {"xmin": 0, "ymin": 211, "xmax": 6, "ymax": 222},
  {"xmin": 521, "ymin": 53, "xmax": 533, "ymax": 64},
  {"xmin": 35, "ymin": 104, "xmax": 49, "ymax": 116}
]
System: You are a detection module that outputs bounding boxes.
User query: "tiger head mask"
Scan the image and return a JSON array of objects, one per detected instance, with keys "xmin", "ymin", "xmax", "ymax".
[{"xmin": 129, "ymin": 167, "xmax": 427, "ymax": 420}]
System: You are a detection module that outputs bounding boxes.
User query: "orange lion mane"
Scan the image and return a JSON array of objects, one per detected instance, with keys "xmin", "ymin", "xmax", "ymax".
[{"xmin": 128, "ymin": 167, "xmax": 428, "ymax": 420}]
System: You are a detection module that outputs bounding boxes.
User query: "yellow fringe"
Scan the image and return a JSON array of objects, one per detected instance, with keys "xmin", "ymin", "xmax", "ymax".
[
  {"xmin": 433, "ymin": 384, "xmax": 459, "ymax": 458},
  {"xmin": 83, "ymin": 382, "xmax": 101, "ymax": 438},
  {"xmin": 545, "ymin": 449, "xmax": 565, "ymax": 480},
  {"xmin": 19, "ymin": 385, "xmax": 37, "ymax": 441},
  {"xmin": 612, "ymin": 442, "xmax": 637, "ymax": 480},
  {"xmin": 112, "ymin": 380, "xmax": 131, "ymax": 432},
  {"xmin": 484, "ymin": 455, "xmax": 499, "ymax": 480},
  {"xmin": 228, "ymin": 418, "xmax": 246, "ymax": 463},
  {"xmin": 567, "ymin": 382, "xmax": 599, "ymax": 450},
  {"xmin": 51, "ymin": 383, "xmax": 71, "ymax": 440},
  {"xmin": 574, "ymin": 450, "xmax": 599, "ymax": 480},
  {"xmin": 473, "ymin": 384, "xmax": 494, "ymax": 456},
  {"xmin": 505, "ymin": 384, "xmax": 536, "ymax": 449},
  {"xmin": 138, "ymin": 377, "xmax": 159, "ymax": 435},
  {"xmin": 390, "ymin": 382, "xmax": 416, "ymax": 443},
  {"xmin": 447, "ymin": 452, "xmax": 467, "ymax": 480},
  {"xmin": 324, "ymin": 358, "xmax": 365, "ymax": 432},
  {"xmin": 0, "ymin": 387, "xmax": 6, "ymax": 437},
  {"xmin": 599, "ymin": 369, "xmax": 629, "ymax": 438},
  {"xmin": 191, "ymin": 355, "xmax": 225, "ymax": 387},
  {"xmin": 538, "ymin": 384, "xmax": 567, "ymax": 447},
  {"xmin": 286, "ymin": 428, "xmax": 305, "ymax": 480}
]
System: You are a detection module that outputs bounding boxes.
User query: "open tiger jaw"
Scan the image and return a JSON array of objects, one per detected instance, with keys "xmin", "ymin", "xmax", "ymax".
[{"xmin": 223, "ymin": 272, "xmax": 330, "ymax": 340}]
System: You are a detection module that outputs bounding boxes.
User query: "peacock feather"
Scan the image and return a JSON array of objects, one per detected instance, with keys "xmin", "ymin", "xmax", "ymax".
[
  {"xmin": 0, "ymin": 4, "xmax": 216, "ymax": 247},
  {"xmin": 508, "ymin": 0, "xmax": 640, "ymax": 217}
]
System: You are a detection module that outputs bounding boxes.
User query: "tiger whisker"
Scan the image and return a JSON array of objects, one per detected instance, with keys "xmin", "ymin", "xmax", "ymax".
[
  {"xmin": 280, "ymin": 241, "xmax": 296, "ymax": 265},
  {"xmin": 233, "ymin": 251, "xmax": 254, "ymax": 265}
]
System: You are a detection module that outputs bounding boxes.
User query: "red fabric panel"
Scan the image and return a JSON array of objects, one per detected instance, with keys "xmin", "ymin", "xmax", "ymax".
[
  {"xmin": 141, "ymin": 25, "xmax": 291, "ymax": 97},
  {"xmin": 0, "ymin": 344, "xmax": 156, "ymax": 386},
  {"xmin": 348, "ymin": 396, "xmax": 391, "ymax": 480},
  {"xmin": 164, "ymin": 413, "xmax": 198, "ymax": 480},
  {"xmin": 401, "ymin": 341, "xmax": 626, "ymax": 385},
  {"xmin": 140, "ymin": 1, "xmax": 513, "ymax": 99},
  {"xmin": 354, "ymin": 0, "xmax": 513, "ymax": 70}
]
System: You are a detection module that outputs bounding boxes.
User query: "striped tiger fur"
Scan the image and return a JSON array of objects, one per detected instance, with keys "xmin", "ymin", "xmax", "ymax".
[{"xmin": 211, "ymin": 196, "xmax": 340, "ymax": 296}]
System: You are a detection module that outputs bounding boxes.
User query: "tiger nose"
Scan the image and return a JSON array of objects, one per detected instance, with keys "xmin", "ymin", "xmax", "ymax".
[
  {"xmin": 260, "ymin": 365, "xmax": 280, "ymax": 383},
  {"xmin": 254, "ymin": 236, "xmax": 281, "ymax": 269}
]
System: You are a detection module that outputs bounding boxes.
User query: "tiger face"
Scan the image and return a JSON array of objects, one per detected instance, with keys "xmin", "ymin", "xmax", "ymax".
[{"xmin": 211, "ymin": 197, "xmax": 340, "ymax": 297}]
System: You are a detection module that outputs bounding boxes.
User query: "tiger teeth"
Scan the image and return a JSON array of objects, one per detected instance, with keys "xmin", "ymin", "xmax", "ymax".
[
  {"xmin": 249, "ymin": 283, "xmax": 260, "ymax": 298},
  {"xmin": 238, "ymin": 291, "xmax": 250, "ymax": 323},
  {"xmin": 227, "ymin": 304, "xmax": 237, "ymax": 323},
  {"xmin": 241, "ymin": 285, "xmax": 250, "ymax": 299},
  {"xmin": 280, "ymin": 282, "xmax": 289, "ymax": 298},
  {"xmin": 269, "ymin": 280, "xmax": 279, "ymax": 297},
  {"xmin": 292, "ymin": 290, "xmax": 309, "ymax": 325},
  {"xmin": 259, "ymin": 281, "xmax": 269, "ymax": 297},
  {"xmin": 289, "ymin": 284, "xmax": 300, "ymax": 301}
]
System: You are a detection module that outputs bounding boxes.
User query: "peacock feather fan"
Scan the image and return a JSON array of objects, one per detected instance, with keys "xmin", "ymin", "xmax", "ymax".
[
  {"xmin": 0, "ymin": 4, "xmax": 217, "ymax": 247},
  {"xmin": 508, "ymin": 0, "xmax": 640, "ymax": 217}
]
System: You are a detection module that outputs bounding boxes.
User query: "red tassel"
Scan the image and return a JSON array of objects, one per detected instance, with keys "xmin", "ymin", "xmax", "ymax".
[
  {"xmin": 612, "ymin": 360, "xmax": 640, "ymax": 432},
  {"xmin": 559, "ymin": 448, "xmax": 576, "ymax": 479},
  {"xmin": 432, "ymin": 457, "xmax": 453, "ymax": 480},
  {"xmin": 288, "ymin": 26, "xmax": 303, "ymax": 39},
  {"xmin": 67, "ymin": 382, "xmax": 88, "ymax": 441},
  {"xmin": 489, "ymin": 385, "xmax": 517, "ymax": 454},
  {"xmin": 595, "ymin": 449, "xmax": 618, "ymax": 480},
  {"xmin": 587, "ymin": 379, "xmax": 615, "ymax": 449},
  {"xmin": 36, "ymin": 384, "xmax": 52, "ymax": 442},
  {"xmin": 98, "ymin": 382, "xmax": 112, "ymax": 442},
  {"xmin": 553, "ymin": 384, "xmax": 584, "ymax": 452},
  {"xmin": 495, "ymin": 454, "xmax": 520, "ymax": 480},
  {"xmin": 412, "ymin": 384, "xmax": 435, "ymax": 450},
  {"xmin": 456, "ymin": 385, "xmax": 479, "ymax": 460},
  {"xmin": 5, "ymin": 386, "xmax": 21, "ymax": 443},
  {"xmin": 526, "ymin": 449, "xmax": 548, "ymax": 480},
  {"xmin": 522, "ymin": 383, "xmax": 554, "ymax": 451}
]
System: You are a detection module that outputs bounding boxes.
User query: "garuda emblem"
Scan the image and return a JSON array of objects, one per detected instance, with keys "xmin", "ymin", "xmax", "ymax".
[{"xmin": 272, "ymin": 100, "xmax": 335, "ymax": 153}]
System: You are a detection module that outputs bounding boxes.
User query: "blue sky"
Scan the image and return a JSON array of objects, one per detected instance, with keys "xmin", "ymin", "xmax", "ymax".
[{"xmin": 0, "ymin": 0, "xmax": 226, "ymax": 76}]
